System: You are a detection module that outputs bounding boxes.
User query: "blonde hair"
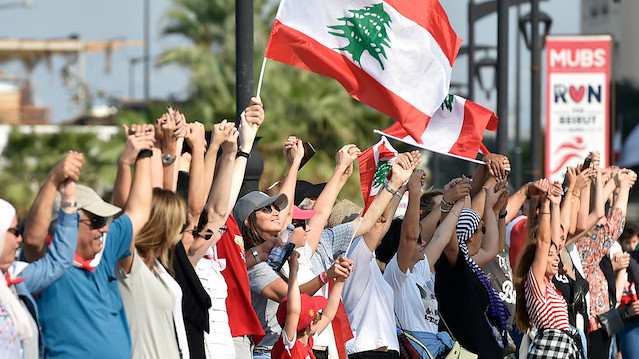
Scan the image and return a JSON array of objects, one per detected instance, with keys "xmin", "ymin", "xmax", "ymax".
[{"xmin": 134, "ymin": 188, "xmax": 187, "ymax": 275}]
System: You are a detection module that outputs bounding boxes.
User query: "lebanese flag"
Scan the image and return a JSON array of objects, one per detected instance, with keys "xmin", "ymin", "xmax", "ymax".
[
  {"xmin": 376, "ymin": 95, "xmax": 498, "ymax": 162},
  {"xmin": 358, "ymin": 137, "xmax": 398, "ymax": 211},
  {"xmin": 265, "ymin": 0, "xmax": 462, "ymax": 143}
]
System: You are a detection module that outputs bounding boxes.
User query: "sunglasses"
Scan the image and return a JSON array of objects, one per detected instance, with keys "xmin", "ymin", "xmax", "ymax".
[
  {"xmin": 258, "ymin": 203, "xmax": 281, "ymax": 214},
  {"xmin": 481, "ymin": 226, "xmax": 486, "ymax": 235},
  {"xmin": 292, "ymin": 219, "xmax": 307, "ymax": 231},
  {"xmin": 188, "ymin": 226, "xmax": 228, "ymax": 240},
  {"xmin": 7, "ymin": 227, "xmax": 21, "ymax": 237},
  {"xmin": 80, "ymin": 216, "xmax": 108, "ymax": 230}
]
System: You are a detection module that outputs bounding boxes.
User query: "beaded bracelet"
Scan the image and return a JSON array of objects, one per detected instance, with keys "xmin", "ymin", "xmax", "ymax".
[
  {"xmin": 441, "ymin": 197, "xmax": 454, "ymax": 207},
  {"xmin": 440, "ymin": 205, "xmax": 451, "ymax": 213}
]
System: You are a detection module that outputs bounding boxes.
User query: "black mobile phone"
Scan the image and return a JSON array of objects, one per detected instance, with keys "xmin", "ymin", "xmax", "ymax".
[
  {"xmin": 299, "ymin": 142, "xmax": 316, "ymax": 170},
  {"xmin": 583, "ymin": 157, "xmax": 592, "ymax": 169}
]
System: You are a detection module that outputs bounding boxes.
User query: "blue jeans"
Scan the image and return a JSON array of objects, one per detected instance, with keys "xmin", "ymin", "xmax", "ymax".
[
  {"xmin": 253, "ymin": 352, "xmax": 271, "ymax": 359},
  {"xmin": 619, "ymin": 322, "xmax": 639, "ymax": 359}
]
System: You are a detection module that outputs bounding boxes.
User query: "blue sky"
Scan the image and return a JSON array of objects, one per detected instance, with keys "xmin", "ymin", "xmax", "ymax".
[{"xmin": 0, "ymin": 0, "xmax": 581, "ymax": 131}]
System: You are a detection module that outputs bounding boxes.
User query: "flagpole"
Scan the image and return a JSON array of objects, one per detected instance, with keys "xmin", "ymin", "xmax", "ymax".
[
  {"xmin": 373, "ymin": 130, "xmax": 486, "ymax": 165},
  {"xmin": 256, "ymin": 57, "xmax": 268, "ymax": 98}
]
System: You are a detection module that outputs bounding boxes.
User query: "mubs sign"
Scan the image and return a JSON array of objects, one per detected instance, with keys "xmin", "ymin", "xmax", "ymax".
[{"xmin": 545, "ymin": 35, "xmax": 612, "ymax": 181}]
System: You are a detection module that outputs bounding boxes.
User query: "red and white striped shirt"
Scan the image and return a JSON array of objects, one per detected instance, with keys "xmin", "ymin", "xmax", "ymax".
[{"xmin": 525, "ymin": 267, "xmax": 570, "ymax": 330}]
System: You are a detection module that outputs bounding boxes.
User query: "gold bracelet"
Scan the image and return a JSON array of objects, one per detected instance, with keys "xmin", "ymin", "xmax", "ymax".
[
  {"xmin": 540, "ymin": 217, "xmax": 550, "ymax": 221},
  {"xmin": 450, "ymin": 210, "xmax": 460, "ymax": 218}
]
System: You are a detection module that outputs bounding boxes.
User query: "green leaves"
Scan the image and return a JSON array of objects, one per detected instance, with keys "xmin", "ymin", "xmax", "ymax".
[{"xmin": 328, "ymin": 3, "xmax": 392, "ymax": 70}]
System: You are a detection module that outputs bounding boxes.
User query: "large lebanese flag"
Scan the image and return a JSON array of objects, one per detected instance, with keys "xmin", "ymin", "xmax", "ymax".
[
  {"xmin": 265, "ymin": 0, "xmax": 462, "ymax": 143},
  {"xmin": 376, "ymin": 95, "xmax": 498, "ymax": 163}
]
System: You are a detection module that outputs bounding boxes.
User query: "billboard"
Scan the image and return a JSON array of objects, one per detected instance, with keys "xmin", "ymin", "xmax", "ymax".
[{"xmin": 545, "ymin": 35, "xmax": 612, "ymax": 181}]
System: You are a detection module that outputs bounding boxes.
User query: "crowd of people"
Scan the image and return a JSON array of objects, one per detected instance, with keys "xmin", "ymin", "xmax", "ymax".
[{"xmin": 2, "ymin": 97, "xmax": 639, "ymax": 359}]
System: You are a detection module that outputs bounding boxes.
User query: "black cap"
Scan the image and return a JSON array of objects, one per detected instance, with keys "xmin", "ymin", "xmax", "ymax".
[{"xmin": 294, "ymin": 180, "xmax": 326, "ymax": 206}]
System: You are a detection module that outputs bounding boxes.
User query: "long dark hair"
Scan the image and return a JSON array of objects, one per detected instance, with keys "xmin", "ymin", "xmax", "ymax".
[
  {"xmin": 242, "ymin": 212, "xmax": 269, "ymax": 249},
  {"xmin": 513, "ymin": 196, "xmax": 541, "ymax": 332}
]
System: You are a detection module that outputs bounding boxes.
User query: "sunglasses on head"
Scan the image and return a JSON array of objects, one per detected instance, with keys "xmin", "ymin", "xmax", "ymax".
[
  {"xmin": 258, "ymin": 203, "xmax": 281, "ymax": 214},
  {"xmin": 7, "ymin": 227, "xmax": 21, "ymax": 237},
  {"xmin": 292, "ymin": 219, "xmax": 307, "ymax": 231},
  {"xmin": 80, "ymin": 216, "xmax": 108, "ymax": 230}
]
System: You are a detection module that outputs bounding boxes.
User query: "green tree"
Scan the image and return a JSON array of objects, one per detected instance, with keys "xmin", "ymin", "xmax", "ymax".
[{"xmin": 0, "ymin": 127, "xmax": 124, "ymax": 217}]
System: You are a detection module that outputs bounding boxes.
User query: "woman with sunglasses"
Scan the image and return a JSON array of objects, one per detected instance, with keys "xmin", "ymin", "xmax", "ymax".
[
  {"xmin": 434, "ymin": 181, "xmax": 510, "ymax": 359},
  {"xmin": 0, "ymin": 159, "xmax": 80, "ymax": 358}
]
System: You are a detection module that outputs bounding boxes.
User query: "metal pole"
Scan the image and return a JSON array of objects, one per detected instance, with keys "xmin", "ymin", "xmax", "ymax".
[
  {"xmin": 236, "ymin": 0, "xmax": 254, "ymax": 123},
  {"xmin": 129, "ymin": 60, "xmax": 135, "ymax": 99},
  {"xmin": 143, "ymin": 0, "xmax": 150, "ymax": 101},
  {"xmin": 514, "ymin": 3, "xmax": 522, "ymax": 189},
  {"xmin": 467, "ymin": 0, "xmax": 475, "ymax": 102},
  {"xmin": 496, "ymin": 0, "xmax": 509, "ymax": 155},
  {"xmin": 530, "ymin": 0, "xmax": 541, "ymax": 179}
]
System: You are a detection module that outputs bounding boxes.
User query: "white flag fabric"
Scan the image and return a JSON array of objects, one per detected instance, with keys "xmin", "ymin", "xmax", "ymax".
[
  {"xmin": 265, "ymin": 0, "xmax": 462, "ymax": 143},
  {"xmin": 376, "ymin": 95, "xmax": 498, "ymax": 163}
]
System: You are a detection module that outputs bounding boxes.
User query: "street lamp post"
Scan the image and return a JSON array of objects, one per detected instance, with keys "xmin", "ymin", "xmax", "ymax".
[
  {"xmin": 519, "ymin": 6, "xmax": 552, "ymax": 180},
  {"xmin": 496, "ymin": 0, "xmax": 509, "ymax": 155}
]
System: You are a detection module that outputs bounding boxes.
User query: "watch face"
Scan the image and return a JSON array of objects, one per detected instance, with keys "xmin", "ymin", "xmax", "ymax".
[{"xmin": 162, "ymin": 154, "xmax": 176, "ymax": 164}]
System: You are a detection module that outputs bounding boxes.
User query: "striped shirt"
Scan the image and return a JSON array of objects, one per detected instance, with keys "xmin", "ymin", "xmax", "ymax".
[{"xmin": 525, "ymin": 267, "xmax": 570, "ymax": 330}]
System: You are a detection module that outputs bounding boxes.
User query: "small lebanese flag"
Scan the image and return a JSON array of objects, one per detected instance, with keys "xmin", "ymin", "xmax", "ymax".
[
  {"xmin": 265, "ymin": 0, "xmax": 462, "ymax": 143},
  {"xmin": 358, "ymin": 137, "xmax": 398, "ymax": 210},
  {"xmin": 376, "ymin": 95, "xmax": 498, "ymax": 163}
]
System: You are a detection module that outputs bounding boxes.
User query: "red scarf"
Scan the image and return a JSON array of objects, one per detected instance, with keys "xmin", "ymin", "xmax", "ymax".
[{"xmin": 74, "ymin": 254, "xmax": 96, "ymax": 272}]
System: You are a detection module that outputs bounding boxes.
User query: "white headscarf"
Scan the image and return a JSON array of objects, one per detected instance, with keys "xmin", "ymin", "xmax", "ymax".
[{"xmin": 0, "ymin": 198, "xmax": 34, "ymax": 341}]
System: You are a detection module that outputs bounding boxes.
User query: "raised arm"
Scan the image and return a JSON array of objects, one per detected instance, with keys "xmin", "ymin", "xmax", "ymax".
[
  {"xmin": 22, "ymin": 164, "xmax": 81, "ymax": 294},
  {"xmin": 118, "ymin": 124, "xmax": 154, "ymax": 272},
  {"xmin": 471, "ymin": 181, "xmax": 506, "ymax": 267},
  {"xmin": 443, "ymin": 195, "xmax": 472, "ymax": 265},
  {"xmin": 425, "ymin": 194, "xmax": 465, "ymax": 271},
  {"xmin": 358, "ymin": 151, "xmax": 420, "ymax": 249},
  {"xmin": 184, "ymin": 122, "xmax": 207, "ymax": 227},
  {"xmin": 315, "ymin": 256, "xmax": 352, "ymax": 334},
  {"xmin": 305, "ymin": 144, "xmax": 360, "ymax": 253},
  {"xmin": 155, "ymin": 110, "xmax": 184, "ymax": 192},
  {"xmin": 113, "ymin": 125, "xmax": 156, "ymax": 209},
  {"xmin": 226, "ymin": 97, "xmax": 264, "ymax": 216},
  {"xmin": 548, "ymin": 183, "xmax": 563, "ymax": 247},
  {"xmin": 278, "ymin": 137, "xmax": 305, "ymax": 224},
  {"xmin": 613, "ymin": 169, "xmax": 637, "ymax": 217},
  {"xmin": 22, "ymin": 151, "xmax": 84, "ymax": 262},
  {"xmin": 396, "ymin": 170, "xmax": 425, "ymax": 273},
  {"xmin": 283, "ymin": 251, "xmax": 301, "ymax": 342},
  {"xmin": 188, "ymin": 129, "xmax": 237, "ymax": 259},
  {"xmin": 532, "ymin": 196, "xmax": 551, "ymax": 292}
]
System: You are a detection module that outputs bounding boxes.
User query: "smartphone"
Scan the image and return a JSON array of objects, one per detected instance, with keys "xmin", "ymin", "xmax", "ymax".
[
  {"xmin": 583, "ymin": 157, "xmax": 592, "ymax": 169},
  {"xmin": 299, "ymin": 142, "xmax": 316, "ymax": 170}
]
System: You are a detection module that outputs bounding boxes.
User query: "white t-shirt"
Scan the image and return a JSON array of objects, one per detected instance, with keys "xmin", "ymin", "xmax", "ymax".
[
  {"xmin": 383, "ymin": 254, "xmax": 439, "ymax": 333},
  {"xmin": 196, "ymin": 245, "xmax": 235, "ymax": 359},
  {"xmin": 342, "ymin": 236, "xmax": 399, "ymax": 354}
]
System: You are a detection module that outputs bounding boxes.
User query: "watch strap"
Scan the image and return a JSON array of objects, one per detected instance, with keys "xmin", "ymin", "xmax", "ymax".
[{"xmin": 61, "ymin": 201, "xmax": 77, "ymax": 208}]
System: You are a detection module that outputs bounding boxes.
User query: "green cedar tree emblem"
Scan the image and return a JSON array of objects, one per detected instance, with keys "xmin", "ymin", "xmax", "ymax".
[
  {"xmin": 372, "ymin": 160, "xmax": 393, "ymax": 189},
  {"xmin": 328, "ymin": 3, "xmax": 392, "ymax": 70},
  {"xmin": 440, "ymin": 95, "xmax": 454, "ymax": 112}
]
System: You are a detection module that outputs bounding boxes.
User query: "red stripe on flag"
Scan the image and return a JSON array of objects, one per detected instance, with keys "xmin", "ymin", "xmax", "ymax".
[
  {"xmin": 383, "ymin": 0, "xmax": 462, "ymax": 66},
  {"xmin": 266, "ymin": 20, "xmax": 430, "ymax": 143},
  {"xmin": 358, "ymin": 145, "xmax": 377, "ymax": 207},
  {"xmin": 448, "ymin": 100, "xmax": 497, "ymax": 158}
]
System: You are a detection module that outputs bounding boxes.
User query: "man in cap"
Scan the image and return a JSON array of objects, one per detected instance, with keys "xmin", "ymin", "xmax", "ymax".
[{"xmin": 21, "ymin": 126, "xmax": 154, "ymax": 358}]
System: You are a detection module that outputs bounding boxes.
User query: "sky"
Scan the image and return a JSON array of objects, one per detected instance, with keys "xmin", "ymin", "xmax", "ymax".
[{"xmin": 0, "ymin": 0, "xmax": 581, "ymax": 130}]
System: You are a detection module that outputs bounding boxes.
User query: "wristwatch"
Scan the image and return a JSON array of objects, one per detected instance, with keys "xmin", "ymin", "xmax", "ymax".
[
  {"xmin": 60, "ymin": 201, "xmax": 77, "ymax": 208},
  {"xmin": 162, "ymin": 153, "xmax": 177, "ymax": 165},
  {"xmin": 250, "ymin": 247, "xmax": 261, "ymax": 264}
]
